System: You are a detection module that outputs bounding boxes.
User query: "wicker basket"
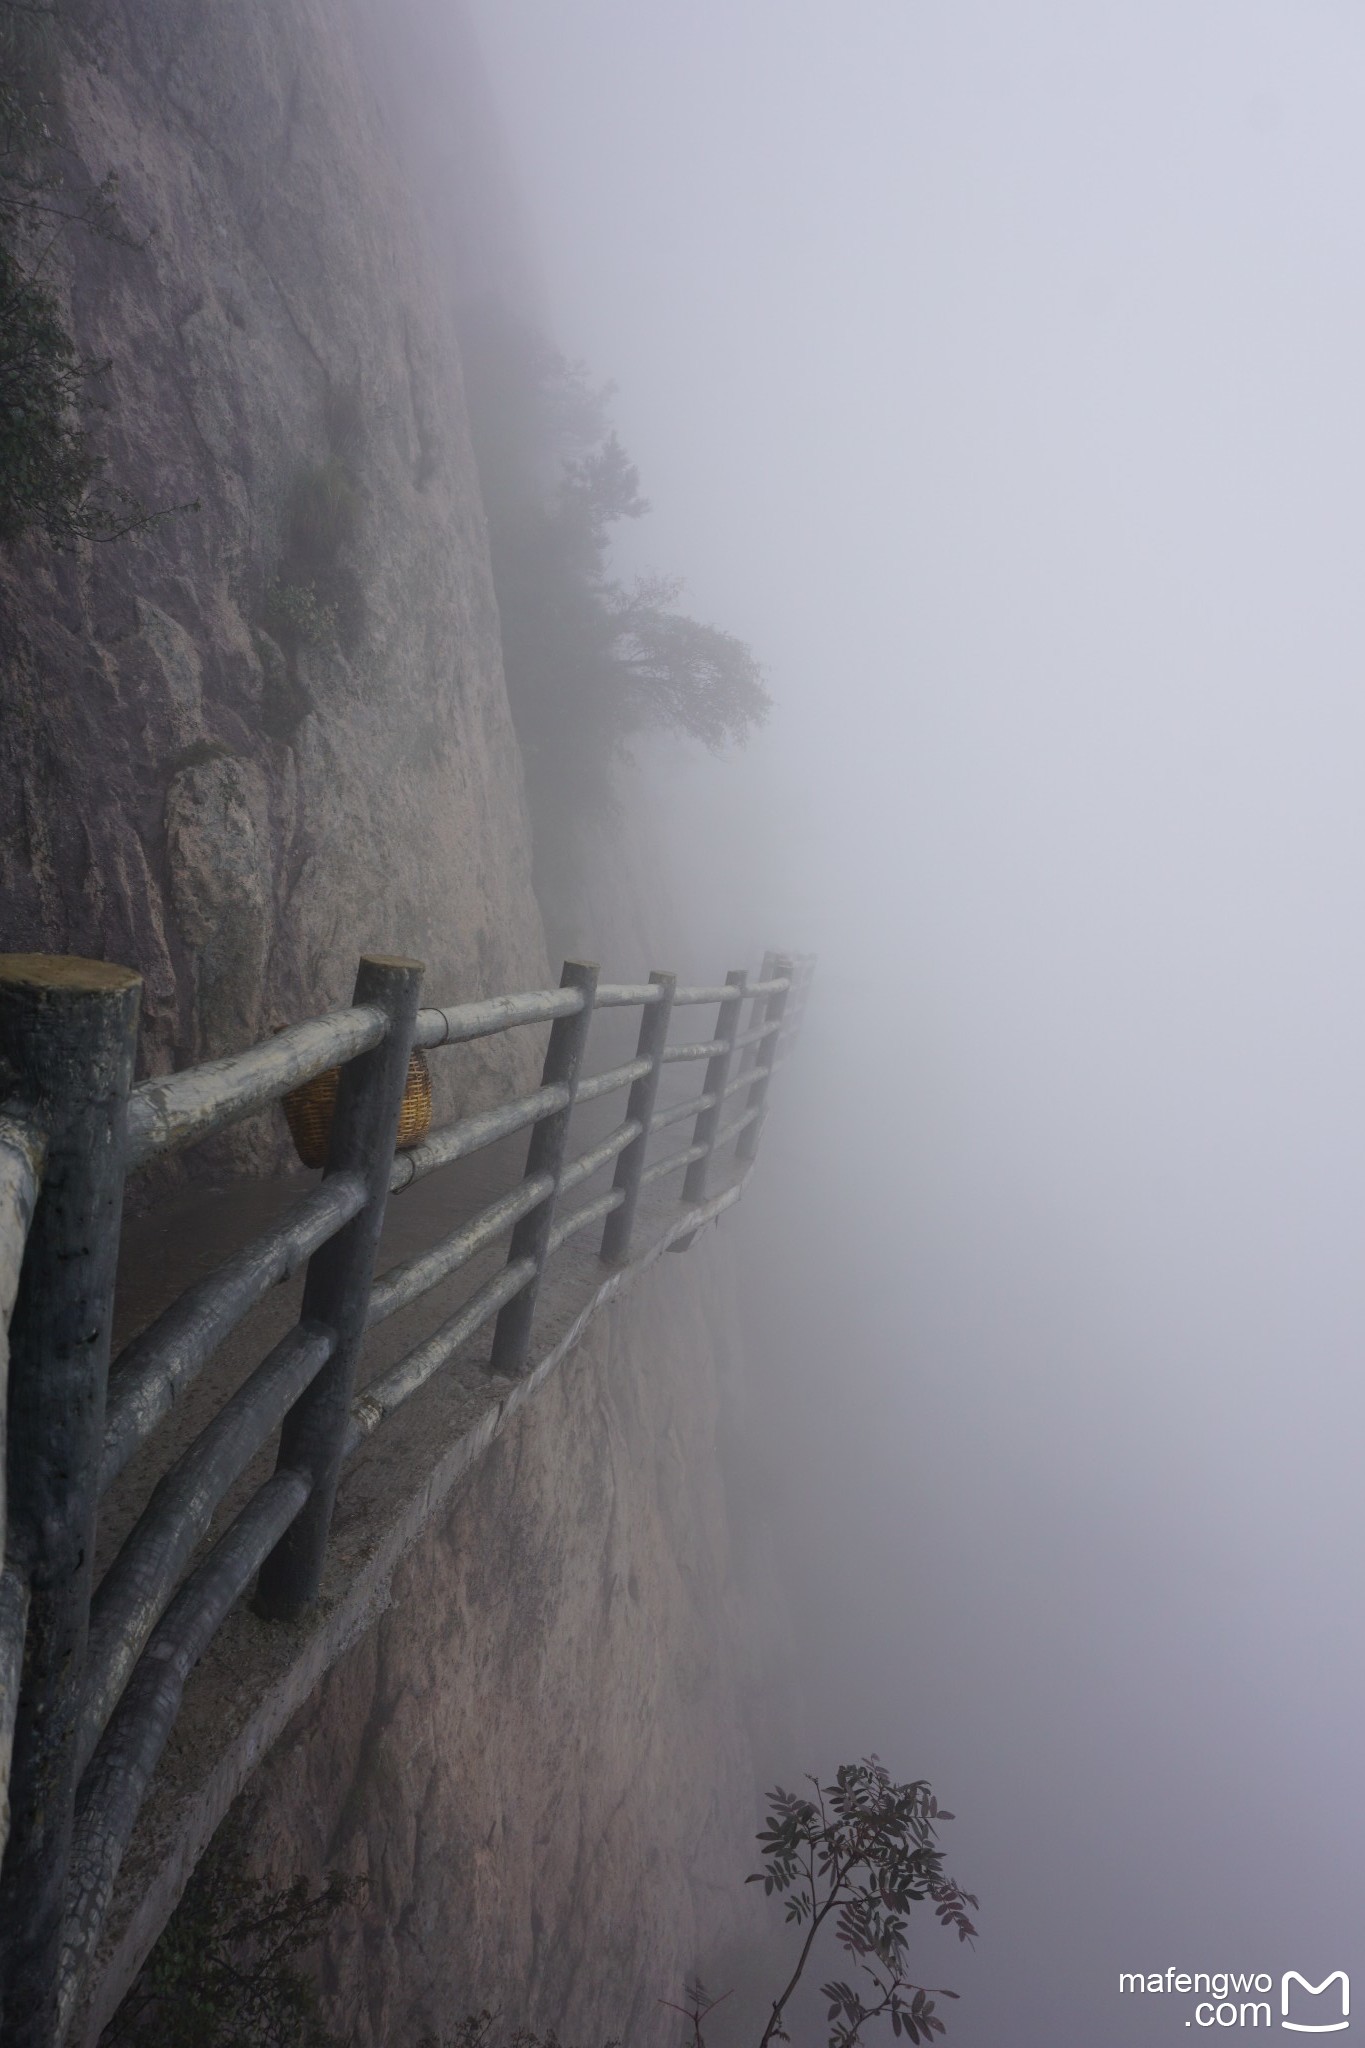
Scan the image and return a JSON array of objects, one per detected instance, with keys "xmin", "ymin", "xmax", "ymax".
[{"xmin": 283, "ymin": 1047, "xmax": 432, "ymax": 1169}]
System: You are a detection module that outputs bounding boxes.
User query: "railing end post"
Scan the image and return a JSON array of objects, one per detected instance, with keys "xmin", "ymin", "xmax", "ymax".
[{"xmin": 0, "ymin": 952, "xmax": 141, "ymax": 2047}]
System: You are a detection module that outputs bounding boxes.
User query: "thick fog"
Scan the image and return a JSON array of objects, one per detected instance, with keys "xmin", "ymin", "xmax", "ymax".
[{"xmin": 470, "ymin": 4, "xmax": 1365, "ymax": 2042}]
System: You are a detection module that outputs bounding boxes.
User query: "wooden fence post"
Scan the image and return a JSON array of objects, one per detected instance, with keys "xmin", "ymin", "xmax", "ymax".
[
  {"xmin": 489, "ymin": 960, "xmax": 597, "ymax": 1378},
  {"xmin": 600, "ymin": 971, "xmax": 675, "ymax": 1264},
  {"xmin": 737, "ymin": 953, "xmax": 792, "ymax": 1164},
  {"xmin": 737, "ymin": 952, "xmax": 778, "ymax": 1077},
  {"xmin": 255, "ymin": 955, "xmax": 422, "ymax": 1622},
  {"xmin": 681, "ymin": 969, "xmax": 747, "ymax": 1204},
  {"xmin": 0, "ymin": 956, "xmax": 140, "ymax": 2048}
]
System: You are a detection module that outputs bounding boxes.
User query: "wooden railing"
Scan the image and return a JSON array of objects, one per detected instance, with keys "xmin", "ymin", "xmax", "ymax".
[{"xmin": 0, "ymin": 944, "xmax": 813, "ymax": 2047}]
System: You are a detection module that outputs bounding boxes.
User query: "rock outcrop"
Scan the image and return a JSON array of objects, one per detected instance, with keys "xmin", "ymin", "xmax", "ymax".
[{"xmin": 0, "ymin": 0, "xmax": 550, "ymax": 1177}]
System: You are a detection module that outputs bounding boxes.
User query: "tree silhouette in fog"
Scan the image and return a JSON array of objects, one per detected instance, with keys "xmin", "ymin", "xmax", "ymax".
[{"xmin": 458, "ymin": 302, "xmax": 769, "ymax": 886}]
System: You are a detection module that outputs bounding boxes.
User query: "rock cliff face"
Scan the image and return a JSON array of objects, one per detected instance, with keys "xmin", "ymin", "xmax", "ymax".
[
  {"xmin": 0, "ymin": 6, "xmax": 800, "ymax": 2034},
  {"xmin": 236, "ymin": 1236, "xmax": 788, "ymax": 2046},
  {"xmin": 0, "ymin": 0, "xmax": 550, "ymax": 1174}
]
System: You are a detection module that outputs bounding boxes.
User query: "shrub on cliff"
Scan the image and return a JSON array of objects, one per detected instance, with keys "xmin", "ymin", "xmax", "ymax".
[
  {"xmin": 0, "ymin": 0, "xmax": 200, "ymax": 552},
  {"xmin": 99, "ymin": 1815, "xmax": 359, "ymax": 2048},
  {"xmin": 0, "ymin": 2, "xmax": 191, "ymax": 547},
  {"xmin": 0, "ymin": 5, "xmax": 113, "ymax": 546},
  {"xmin": 265, "ymin": 386, "xmax": 367, "ymax": 660}
]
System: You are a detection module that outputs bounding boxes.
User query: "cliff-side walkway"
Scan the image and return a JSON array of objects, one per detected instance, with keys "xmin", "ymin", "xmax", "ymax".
[{"xmin": 78, "ymin": 1109, "xmax": 758, "ymax": 2044}]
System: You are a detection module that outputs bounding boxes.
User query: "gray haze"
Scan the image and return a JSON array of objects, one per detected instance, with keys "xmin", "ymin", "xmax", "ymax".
[{"xmin": 469, "ymin": 4, "xmax": 1365, "ymax": 2041}]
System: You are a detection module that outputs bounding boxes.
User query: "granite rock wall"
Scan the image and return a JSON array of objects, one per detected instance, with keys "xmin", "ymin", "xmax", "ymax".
[{"xmin": 0, "ymin": 0, "xmax": 550, "ymax": 1179}]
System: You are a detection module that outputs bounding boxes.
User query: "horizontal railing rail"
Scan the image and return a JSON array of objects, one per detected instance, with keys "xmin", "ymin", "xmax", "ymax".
[
  {"xmin": 126, "ymin": 1009, "xmax": 388, "ymax": 1170},
  {"xmin": 640, "ymin": 1140, "xmax": 708, "ymax": 1188},
  {"xmin": 0, "ymin": 943, "xmax": 814, "ymax": 2047},
  {"xmin": 387, "ymin": 1082, "xmax": 571, "ymax": 1194},
  {"xmin": 548, "ymin": 1187, "xmax": 625, "ymax": 1256},
  {"xmin": 76, "ymin": 1321, "xmax": 337, "ymax": 1780},
  {"xmin": 651, "ymin": 1089, "xmax": 715, "ymax": 1132},
  {"xmin": 575, "ymin": 1055, "xmax": 653, "ymax": 1103},
  {"xmin": 661, "ymin": 1036, "xmax": 730, "ymax": 1063},
  {"xmin": 413, "ymin": 986, "xmax": 585, "ymax": 1049},
  {"xmin": 366, "ymin": 1176, "xmax": 553, "ymax": 1328},
  {"xmin": 591, "ymin": 982, "xmax": 667, "ymax": 1008},
  {"xmin": 98, "ymin": 1175, "xmax": 368, "ymax": 1495}
]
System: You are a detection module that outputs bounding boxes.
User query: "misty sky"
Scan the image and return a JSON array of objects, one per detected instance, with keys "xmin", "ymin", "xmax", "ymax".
[{"xmin": 468, "ymin": 5, "xmax": 1365, "ymax": 2041}]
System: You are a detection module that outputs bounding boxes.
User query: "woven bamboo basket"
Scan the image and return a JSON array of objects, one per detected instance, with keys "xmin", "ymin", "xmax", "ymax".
[{"xmin": 282, "ymin": 1047, "xmax": 432, "ymax": 1169}]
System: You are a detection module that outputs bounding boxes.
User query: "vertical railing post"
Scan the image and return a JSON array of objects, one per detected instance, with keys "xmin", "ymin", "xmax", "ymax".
[
  {"xmin": 600, "ymin": 971, "xmax": 675, "ymax": 1265},
  {"xmin": 489, "ymin": 960, "xmax": 598, "ymax": 1378},
  {"xmin": 737, "ymin": 953, "xmax": 793, "ymax": 1164},
  {"xmin": 681, "ymin": 969, "xmax": 747, "ymax": 1205},
  {"xmin": 0, "ymin": 955, "xmax": 141, "ymax": 2048},
  {"xmin": 783, "ymin": 953, "xmax": 813, "ymax": 1051},
  {"xmin": 736, "ymin": 951, "xmax": 778, "ymax": 1082},
  {"xmin": 255, "ymin": 954, "xmax": 423, "ymax": 1622}
]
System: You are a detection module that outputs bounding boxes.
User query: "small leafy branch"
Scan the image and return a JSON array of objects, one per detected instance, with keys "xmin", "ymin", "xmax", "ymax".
[
  {"xmin": 659, "ymin": 1981, "xmax": 733, "ymax": 2048},
  {"xmin": 747, "ymin": 1759, "xmax": 978, "ymax": 2048}
]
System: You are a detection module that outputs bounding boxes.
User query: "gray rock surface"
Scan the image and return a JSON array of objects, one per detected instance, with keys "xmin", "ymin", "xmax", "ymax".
[{"xmin": 0, "ymin": 0, "xmax": 551, "ymax": 1181}]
